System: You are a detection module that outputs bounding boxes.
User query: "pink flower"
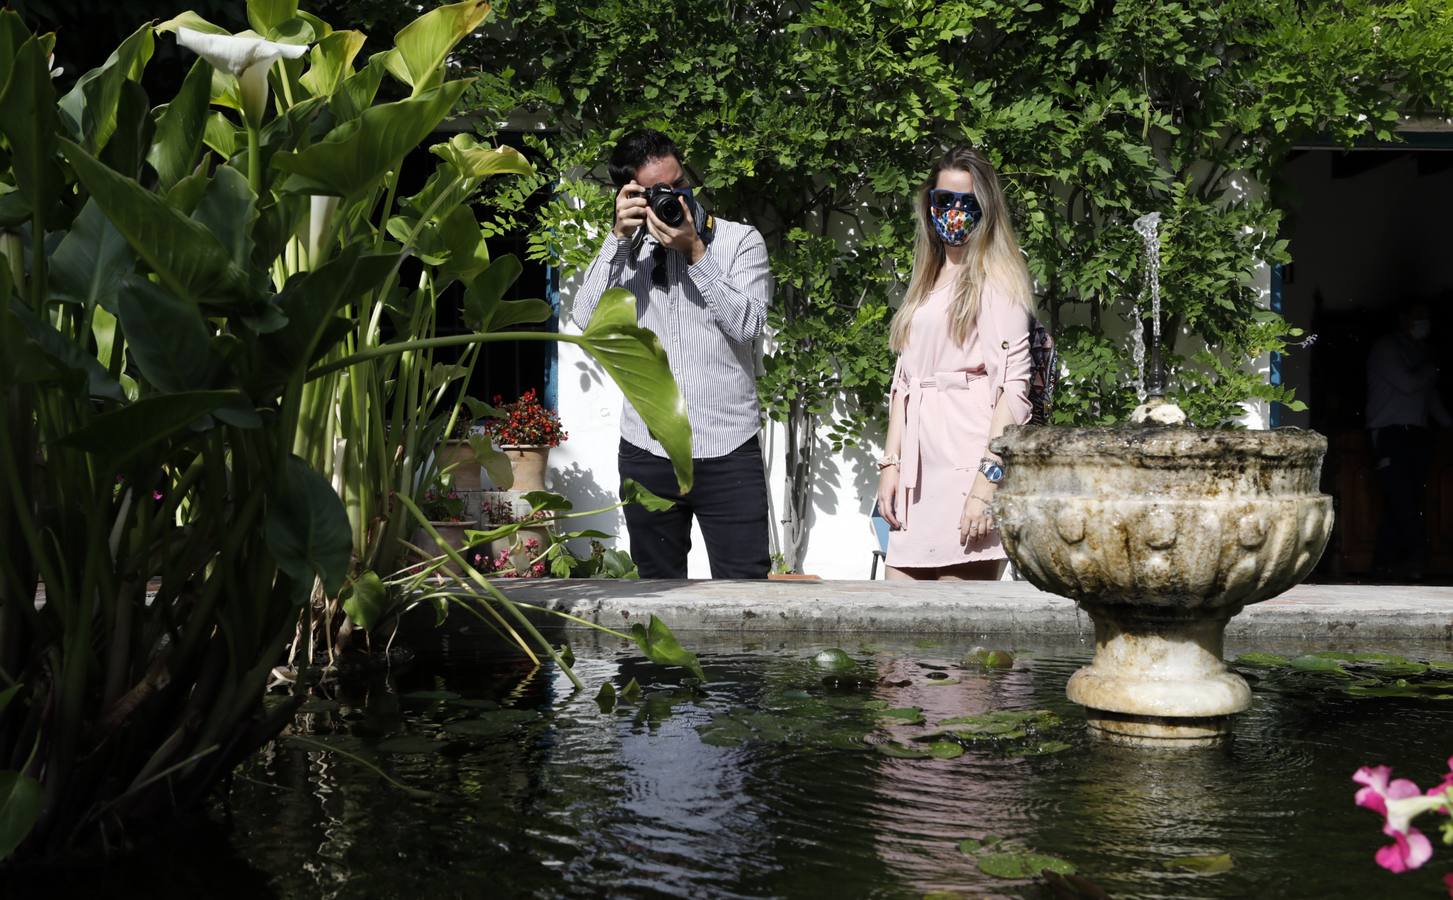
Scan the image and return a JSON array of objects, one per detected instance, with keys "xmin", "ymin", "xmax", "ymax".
[
  {"xmin": 1443, "ymin": 871, "xmax": 1453, "ymax": 897},
  {"xmin": 1374, "ymin": 823, "xmax": 1433, "ymax": 873},
  {"xmin": 1354, "ymin": 764, "xmax": 1451, "ymax": 873},
  {"xmin": 1355, "ymin": 765, "xmax": 1424, "ymax": 820}
]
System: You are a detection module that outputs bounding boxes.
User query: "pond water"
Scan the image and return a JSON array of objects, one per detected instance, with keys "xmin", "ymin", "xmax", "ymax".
[{"xmin": 29, "ymin": 633, "xmax": 1453, "ymax": 899}]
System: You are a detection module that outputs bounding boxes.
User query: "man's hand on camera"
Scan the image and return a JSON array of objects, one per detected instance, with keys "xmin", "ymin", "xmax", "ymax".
[
  {"xmin": 646, "ymin": 197, "xmax": 707, "ymax": 265},
  {"xmin": 612, "ymin": 181, "xmax": 648, "ymax": 240}
]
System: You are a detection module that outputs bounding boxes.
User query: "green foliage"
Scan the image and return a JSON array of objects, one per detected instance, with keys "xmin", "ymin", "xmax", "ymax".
[
  {"xmin": 0, "ymin": 0, "xmax": 698, "ymax": 862},
  {"xmin": 468, "ymin": 0, "xmax": 1453, "ymax": 564}
]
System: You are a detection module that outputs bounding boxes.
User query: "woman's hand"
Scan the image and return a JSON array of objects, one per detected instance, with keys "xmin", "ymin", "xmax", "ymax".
[
  {"xmin": 877, "ymin": 466, "xmax": 901, "ymax": 529},
  {"xmin": 959, "ymin": 491, "xmax": 994, "ymax": 546}
]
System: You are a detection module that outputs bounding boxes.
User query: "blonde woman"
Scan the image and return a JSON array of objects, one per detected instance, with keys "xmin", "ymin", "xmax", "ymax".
[{"xmin": 876, "ymin": 147, "xmax": 1034, "ymax": 580}]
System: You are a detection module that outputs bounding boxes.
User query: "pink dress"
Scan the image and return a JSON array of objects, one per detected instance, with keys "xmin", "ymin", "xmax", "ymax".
[{"xmin": 886, "ymin": 282, "xmax": 1032, "ymax": 568}]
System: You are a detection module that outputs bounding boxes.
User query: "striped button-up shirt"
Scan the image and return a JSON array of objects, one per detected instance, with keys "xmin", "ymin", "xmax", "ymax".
[{"xmin": 572, "ymin": 217, "xmax": 772, "ymax": 458}]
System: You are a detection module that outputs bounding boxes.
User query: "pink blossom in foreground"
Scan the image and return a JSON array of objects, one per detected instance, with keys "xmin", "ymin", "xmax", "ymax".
[
  {"xmin": 1354, "ymin": 763, "xmax": 1453, "ymax": 873},
  {"xmin": 1373, "ymin": 823, "xmax": 1433, "ymax": 873}
]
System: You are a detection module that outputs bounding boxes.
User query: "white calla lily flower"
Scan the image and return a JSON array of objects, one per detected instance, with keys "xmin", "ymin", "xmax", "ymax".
[
  {"xmin": 176, "ymin": 27, "xmax": 309, "ymax": 126},
  {"xmin": 307, "ymin": 195, "xmax": 341, "ymax": 263}
]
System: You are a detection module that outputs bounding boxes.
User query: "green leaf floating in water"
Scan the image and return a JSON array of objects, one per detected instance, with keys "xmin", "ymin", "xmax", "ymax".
[
  {"xmin": 812, "ymin": 648, "xmax": 857, "ymax": 672},
  {"xmin": 975, "ymin": 850, "xmax": 1076, "ymax": 878},
  {"xmin": 1235, "ymin": 652, "xmax": 1290, "ymax": 668},
  {"xmin": 878, "ymin": 707, "xmax": 925, "ymax": 725},
  {"xmin": 596, "ymin": 681, "xmax": 617, "ymax": 712},
  {"xmin": 964, "ymin": 648, "xmax": 1015, "ymax": 669},
  {"xmin": 1164, "ymin": 852, "xmax": 1234, "ymax": 874},
  {"xmin": 621, "ymin": 678, "xmax": 642, "ymax": 702},
  {"xmin": 957, "ymin": 835, "xmax": 1003, "ymax": 854},
  {"xmin": 1288, "ymin": 655, "xmax": 1350, "ymax": 677}
]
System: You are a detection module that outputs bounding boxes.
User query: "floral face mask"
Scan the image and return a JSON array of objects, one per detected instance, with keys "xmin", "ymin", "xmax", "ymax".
[{"xmin": 929, "ymin": 189, "xmax": 983, "ymax": 246}]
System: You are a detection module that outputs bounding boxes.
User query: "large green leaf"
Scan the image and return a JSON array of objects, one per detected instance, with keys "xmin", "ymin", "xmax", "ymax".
[
  {"xmin": 56, "ymin": 23, "xmax": 153, "ymax": 153},
  {"xmin": 264, "ymin": 454, "xmax": 353, "ymax": 596},
  {"xmin": 622, "ymin": 478, "xmax": 675, "ymax": 512},
  {"xmin": 341, "ymin": 570, "xmax": 389, "ymax": 629},
  {"xmin": 115, "ymin": 277, "xmax": 215, "ymax": 393},
  {"xmin": 192, "ymin": 165, "xmax": 257, "ymax": 269},
  {"xmin": 48, "ymin": 199, "xmax": 134, "ymax": 310},
  {"xmin": 148, "ymin": 58, "xmax": 212, "ymax": 191},
  {"xmin": 628, "ymin": 615, "xmax": 705, "ymax": 681},
  {"xmin": 299, "ymin": 29, "xmax": 365, "ymax": 98},
  {"xmin": 258, "ymin": 247, "xmax": 397, "ymax": 388},
  {"xmin": 61, "ymin": 390, "xmax": 237, "ymax": 467},
  {"xmin": 390, "ymin": 0, "xmax": 492, "ymax": 94},
  {"xmin": 99, "ymin": 79, "xmax": 154, "ymax": 178},
  {"xmin": 429, "ymin": 133, "xmax": 533, "ymax": 180},
  {"xmin": 8, "ymin": 300, "xmax": 125, "ymax": 400},
  {"xmin": 0, "ymin": 37, "xmax": 63, "ymax": 228},
  {"xmin": 61, "ymin": 137, "xmax": 253, "ymax": 305},
  {"xmin": 247, "ymin": 0, "xmax": 300, "ymax": 38},
  {"xmin": 574, "ymin": 289, "xmax": 693, "ymax": 492},
  {"xmin": 273, "ymin": 80, "xmax": 468, "ymax": 197},
  {"xmin": 461, "ymin": 254, "xmax": 521, "ymax": 330},
  {"xmin": 0, "ymin": 772, "xmax": 41, "ymax": 862}
]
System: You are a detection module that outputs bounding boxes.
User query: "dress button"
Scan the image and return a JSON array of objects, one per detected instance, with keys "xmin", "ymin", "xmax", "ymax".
[{"xmin": 1001, "ymin": 340, "xmax": 1009, "ymax": 349}]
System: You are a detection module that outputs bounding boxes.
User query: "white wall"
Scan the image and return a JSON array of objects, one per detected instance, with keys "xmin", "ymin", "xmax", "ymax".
[{"xmin": 549, "ymin": 269, "xmax": 884, "ymax": 579}]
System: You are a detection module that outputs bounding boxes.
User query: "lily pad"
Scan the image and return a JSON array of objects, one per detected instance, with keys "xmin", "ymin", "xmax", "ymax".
[
  {"xmin": 957, "ymin": 835, "xmax": 1004, "ymax": 854},
  {"xmin": 879, "ymin": 707, "xmax": 926, "ymax": 725},
  {"xmin": 812, "ymin": 649, "xmax": 857, "ymax": 672},
  {"xmin": 965, "ymin": 648, "xmax": 1015, "ymax": 669},
  {"xmin": 926, "ymin": 741, "xmax": 965, "ymax": 759},
  {"xmin": 1235, "ymin": 652, "xmax": 1290, "ymax": 668},
  {"xmin": 621, "ymin": 678, "xmax": 642, "ymax": 702},
  {"xmin": 1164, "ymin": 852, "xmax": 1234, "ymax": 874},
  {"xmin": 975, "ymin": 850, "xmax": 1076, "ymax": 879},
  {"xmin": 1288, "ymin": 655, "xmax": 1350, "ymax": 677}
]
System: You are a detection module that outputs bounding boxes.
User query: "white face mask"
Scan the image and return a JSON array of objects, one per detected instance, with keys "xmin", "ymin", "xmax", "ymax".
[{"xmin": 1409, "ymin": 320, "xmax": 1431, "ymax": 340}]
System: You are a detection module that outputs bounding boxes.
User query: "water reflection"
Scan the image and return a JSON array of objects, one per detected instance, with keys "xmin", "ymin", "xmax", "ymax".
[{"xmin": 34, "ymin": 634, "xmax": 1446, "ymax": 900}]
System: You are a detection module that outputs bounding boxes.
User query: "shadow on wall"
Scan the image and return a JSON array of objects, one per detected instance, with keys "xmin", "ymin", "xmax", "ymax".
[{"xmin": 551, "ymin": 461, "xmax": 624, "ymax": 555}]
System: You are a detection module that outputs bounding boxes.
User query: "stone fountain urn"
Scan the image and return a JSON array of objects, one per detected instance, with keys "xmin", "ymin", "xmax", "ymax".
[{"xmin": 991, "ymin": 422, "xmax": 1334, "ymax": 747}]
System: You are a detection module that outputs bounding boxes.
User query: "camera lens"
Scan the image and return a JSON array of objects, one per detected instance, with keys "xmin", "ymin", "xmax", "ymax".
[{"xmin": 649, "ymin": 183, "xmax": 685, "ymax": 227}]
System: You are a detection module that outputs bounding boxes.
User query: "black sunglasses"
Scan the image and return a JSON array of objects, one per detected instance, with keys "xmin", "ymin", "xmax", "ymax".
[
  {"xmin": 929, "ymin": 189, "xmax": 982, "ymax": 212},
  {"xmin": 651, "ymin": 245, "xmax": 668, "ymax": 288}
]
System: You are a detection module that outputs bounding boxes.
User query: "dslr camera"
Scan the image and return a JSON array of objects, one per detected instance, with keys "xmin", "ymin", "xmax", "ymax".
[{"xmin": 635, "ymin": 182, "xmax": 690, "ymax": 227}]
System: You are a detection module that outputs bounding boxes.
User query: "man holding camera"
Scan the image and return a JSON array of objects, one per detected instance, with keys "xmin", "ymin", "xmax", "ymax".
[{"xmin": 572, "ymin": 129, "xmax": 773, "ymax": 579}]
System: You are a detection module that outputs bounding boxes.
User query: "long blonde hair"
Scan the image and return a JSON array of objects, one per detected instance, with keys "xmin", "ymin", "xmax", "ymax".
[{"xmin": 889, "ymin": 147, "xmax": 1033, "ymax": 353}]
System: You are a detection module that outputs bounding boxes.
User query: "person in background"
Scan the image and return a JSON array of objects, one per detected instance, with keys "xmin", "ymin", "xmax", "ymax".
[
  {"xmin": 1366, "ymin": 301, "xmax": 1451, "ymax": 581},
  {"xmin": 572, "ymin": 129, "xmax": 773, "ymax": 579},
  {"xmin": 875, "ymin": 146, "xmax": 1034, "ymax": 580}
]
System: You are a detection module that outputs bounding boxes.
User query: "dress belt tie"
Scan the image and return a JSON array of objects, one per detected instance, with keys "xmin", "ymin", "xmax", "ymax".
[{"xmin": 897, "ymin": 369, "xmax": 987, "ymax": 529}]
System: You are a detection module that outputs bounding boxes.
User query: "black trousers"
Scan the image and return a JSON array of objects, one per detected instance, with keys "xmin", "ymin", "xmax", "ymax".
[
  {"xmin": 618, "ymin": 437, "xmax": 771, "ymax": 579},
  {"xmin": 1372, "ymin": 425, "xmax": 1434, "ymax": 578}
]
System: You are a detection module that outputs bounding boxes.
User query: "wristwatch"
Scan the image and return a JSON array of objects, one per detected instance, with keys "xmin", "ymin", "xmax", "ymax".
[
  {"xmin": 978, "ymin": 458, "xmax": 1005, "ymax": 483},
  {"xmin": 877, "ymin": 453, "xmax": 901, "ymax": 470}
]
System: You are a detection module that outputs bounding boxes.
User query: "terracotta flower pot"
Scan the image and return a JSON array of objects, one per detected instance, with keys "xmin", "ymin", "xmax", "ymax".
[
  {"xmin": 501, "ymin": 445, "xmax": 550, "ymax": 492},
  {"xmin": 436, "ymin": 440, "xmax": 482, "ymax": 492},
  {"xmin": 413, "ymin": 519, "xmax": 479, "ymax": 576}
]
